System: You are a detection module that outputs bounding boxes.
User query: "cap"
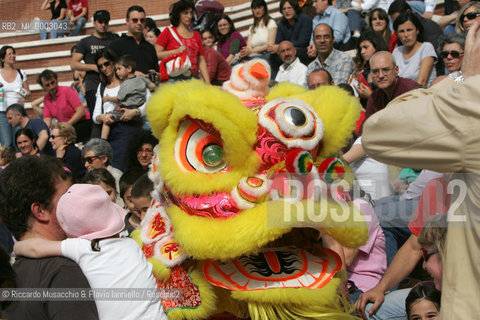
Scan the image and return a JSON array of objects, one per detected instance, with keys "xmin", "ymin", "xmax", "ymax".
[
  {"xmin": 57, "ymin": 184, "xmax": 126, "ymax": 241},
  {"xmin": 94, "ymin": 10, "xmax": 110, "ymax": 22}
]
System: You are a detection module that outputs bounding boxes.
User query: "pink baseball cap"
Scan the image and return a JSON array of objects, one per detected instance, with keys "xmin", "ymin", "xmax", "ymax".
[{"xmin": 57, "ymin": 184, "xmax": 126, "ymax": 241}]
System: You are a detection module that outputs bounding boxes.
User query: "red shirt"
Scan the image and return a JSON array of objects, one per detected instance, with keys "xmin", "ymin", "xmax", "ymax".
[
  {"xmin": 157, "ymin": 27, "xmax": 204, "ymax": 73},
  {"xmin": 68, "ymin": 0, "xmax": 88, "ymax": 18},
  {"xmin": 43, "ymin": 86, "xmax": 90, "ymax": 122},
  {"xmin": 408, "ymin": 177, "xmax": 450, "ymax": 236}
]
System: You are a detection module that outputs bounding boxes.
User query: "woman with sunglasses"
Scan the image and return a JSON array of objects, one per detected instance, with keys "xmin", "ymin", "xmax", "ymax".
[
  {"xmin": 368, "ymin": 9, "xmax": 398, "ymax": 53},
  {"xmin": 392, "ymin": 11, "xmax": 437, "ymax": 87},
  {"xmin": 92, "ymin": 48, "xmax": 142, "ymax": 171},
  {"xmin": 455, "ymin": 1, "xmax": 480, "ymax": 34},
  {"xmin": 50, "ymin": 122, "xmax": 86, "ymax": 182},
  {"xmin": 437, "ymin": 33, "xmax": 465, "ymax": 75},
  {"xmin": 81, "ymin": 138, "xmax": 123, "ymax": 196},
  {"xmin": 156, "ymin": 0, "xmax": 210, "ymax": 83},
  {"xmin": 418, "ymin": 214, "xmax": 447, "ymax": 291}
]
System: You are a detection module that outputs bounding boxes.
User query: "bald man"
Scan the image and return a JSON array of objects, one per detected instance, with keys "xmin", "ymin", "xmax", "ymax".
[{"xmin": 275, "ymin": 41, "xmax": 308, "ymax": 87}]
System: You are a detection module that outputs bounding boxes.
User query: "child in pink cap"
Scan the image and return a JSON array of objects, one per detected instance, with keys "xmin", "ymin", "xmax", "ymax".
[{"xmin": 14, "ymin": 184, "xmax": 167, "ymax": 320}]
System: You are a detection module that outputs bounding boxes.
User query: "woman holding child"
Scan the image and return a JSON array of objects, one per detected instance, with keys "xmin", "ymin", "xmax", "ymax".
[{"xmin": 92, "ymin": 48, "xmax": 145, "ymax": 171}]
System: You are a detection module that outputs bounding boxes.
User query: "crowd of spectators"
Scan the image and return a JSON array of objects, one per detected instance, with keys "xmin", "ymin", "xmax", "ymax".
[{"xmin": 0, "ymin": 0, "xmax": 478, "ymax": 319}]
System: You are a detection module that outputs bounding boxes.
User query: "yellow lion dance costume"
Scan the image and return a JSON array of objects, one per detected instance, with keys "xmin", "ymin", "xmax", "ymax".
[{"xmin": 132, "ymin": 59, "xmax": 368, "ymax": 320}]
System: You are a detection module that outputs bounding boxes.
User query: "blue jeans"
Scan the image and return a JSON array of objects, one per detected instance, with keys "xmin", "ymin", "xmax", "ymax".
[
  {"xmin": 406, "ymin": 1, "xmax": 426, "ymax": 15},
  {"xmin": 0, "ymin": 111, "xmax": 13, "ymax": 147},
  {"xmin": 40, "ymin": 19, "xmax": 69, "ymax": 39},
  {"xmin": 365, "ymin": 289, "xmax": 410, "ymax": 320},
  {"xmin": 70, "ymin": 16, "xmax": 87, "ymax": 36},
  {"xmin": 347, "ymin": 9, "xmax": 366, "ymax": 32},
  {"xmin": 374, "ymin": 195, "xmax": 419, "ymax": 266}
]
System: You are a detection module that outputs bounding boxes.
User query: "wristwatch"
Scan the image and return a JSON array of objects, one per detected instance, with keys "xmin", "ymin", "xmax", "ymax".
[{"xmin": 448, "ymin": 71, "xmax": 464, "ymax": 84}]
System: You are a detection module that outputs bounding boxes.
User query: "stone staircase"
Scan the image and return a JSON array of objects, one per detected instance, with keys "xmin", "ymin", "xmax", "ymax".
[{"xmin": 0, "ymin": 0, "xmax": 282, "ymax": 111}]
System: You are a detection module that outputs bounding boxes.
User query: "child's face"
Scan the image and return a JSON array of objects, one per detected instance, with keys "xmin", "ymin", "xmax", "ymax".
[
  {"xmin": 131, "ymin": 195, "xmax": 151, "ymax": 220},
  {"xmin": 98, "ymin": 182, "xmax": 117, "ymax": 203},
  {"xmin": 115, "ymin": 63, "xmax": 132, "ymax": 80},
  {"xmin": 122, "ymin": 186, "xmax": 137, "ymax": 213},
  {"xmin": 408, "ymin": 299, "xmax": 439, "ymax": 320}
]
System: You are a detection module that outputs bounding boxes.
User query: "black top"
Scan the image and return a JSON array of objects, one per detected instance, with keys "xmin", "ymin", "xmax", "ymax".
[
  {"xmin": 2, "ymin": 256, "xmax": 98, "ymax": 320},
  {"xmin": 49, "ymin": 0, "xmax": 67, "ymax": 20},
  {"xmin": 109, "ymin": 34, "xmax": 159, "ymax": 74},
  {"xmin": 62, "ymin": 143, "xmax": 86, "ymax": 182}
]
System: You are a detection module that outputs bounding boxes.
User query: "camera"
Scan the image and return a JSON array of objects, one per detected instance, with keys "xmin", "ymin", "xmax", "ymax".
[{"xmin": 148, "ymin": 72, "xmax": 157, "ymax": 83}]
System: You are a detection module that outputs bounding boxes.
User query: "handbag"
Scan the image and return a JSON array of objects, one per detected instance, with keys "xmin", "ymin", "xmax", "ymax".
[{"xmin": 162, "ymin": 27, "xmax": 192, "ymax": 78}]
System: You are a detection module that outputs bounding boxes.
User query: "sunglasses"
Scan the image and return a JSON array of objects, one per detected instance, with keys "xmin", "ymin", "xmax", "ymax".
[
  {"xmin": 97, "ymin": 61, "xmax": 111, "ymax": 69},
  {"xmin": 131, "ymin": 18, "xmax": 146, "ymax": 24},
  {"xmin": 50, "ymin": 134, "xmax": 63, "ymax": 139},
  {"xmin": 82, "ymin": 156, "xmax": 100, "ymax": 164},
  {"xmin": 440, "ymin": 50, "xmax": 463, "ymax": 59},
  {"xmin": 461, "ymin": 12, "xmax": 480, "ymax": 21},
  {"xmin": 421, "ymin": 248, "xmax": 438, "ymax": 262}
]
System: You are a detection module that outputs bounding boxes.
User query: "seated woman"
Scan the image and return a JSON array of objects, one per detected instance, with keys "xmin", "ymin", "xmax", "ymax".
[
  {"xmin": 239, "ymin": 0, "xmax": 277, "ymax": 61},
  {"xmin": 201, "ymin": 30, "xmax": 232, "ymax": 86},
  {"xmin": 49, "ymin": 122, "xmax": 85, "ymax": 182},
  {"xmin": 39, "ymin": 0, "xmax": 68, "ymax": 40},
  {"xmin": 368, "ymin": 8, "xmax": 397, "ymax": 53},
  {"xmin": 215, "ymin": 14, "xmax": 246, "ymax": 65},
  {"xmin": 392, "ymin": 12, "xmax": 437, "ymax": 87},
  {"xmin": 15, "ymin": 129, "xmax": 39, "ymax": 157},
  {"xmin": 156, "ymin": 0, "xmax": 210, "ymax": 83},
  {"xmin": 81, "ymin": 138, "xmax": 123, "ymax": 191},
  {"xmin": 437, "ymin": 33, "xmax": 465, "ymax": 75},
  {"xmin": 269, "ymin": 0, "xmax": 312, "ymax": 67},
  {"xmin": 455, "ymin": 1, "xmax": 480, "ymax": 34}
]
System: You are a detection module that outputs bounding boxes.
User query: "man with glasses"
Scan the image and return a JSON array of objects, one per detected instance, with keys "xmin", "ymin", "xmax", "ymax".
[
  {"xmin": 71, "ymin": 10, "xmax": 118, "ymax": 117},
  {"xmin": 363, "ymin": 51, "xmax": 419, "ymax": 123},
  {"xmin": 306, "ymin": 23, "xmax": 354, "ymax": 84},
  {"xmin": 109, "ymin": 5, "xmax": 159, "ymax": 77},
  {"xmin": 38, "ymin": 69, "xmax": 91, "ymax": 143}
]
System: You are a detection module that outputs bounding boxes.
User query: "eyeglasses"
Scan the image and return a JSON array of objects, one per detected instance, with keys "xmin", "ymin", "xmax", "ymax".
[
  {"xmin": 137, "ymin": 148, "xmax": 154, "ymax": 155},
  {"xmin": 82, "ymin": 156, "xmax": 100, "ymax": 164},
  {"xmin": 461, "ymin": 12, "xmax": 480, "ymax": 21},
  {"xmin": 371, "ymin": 66, "xmax": 395, "ymax": 76},
  {"xmin": 421, "ymin": 248, "xmax": 438, "ymax": 262},
  {"xmin": 440, "ymin": 50, "xmax": 463, "ymax": 59},
  {"xmin": 130, "ymin": 18, "xmax": 146, "ymax": 24},
  {"xmin": 97, "ymin": 61, "xmax": 111, "ymax": 69},
  {"xmin": 50, "ymin": 134, "xmax": 63, "ymax": 139}
]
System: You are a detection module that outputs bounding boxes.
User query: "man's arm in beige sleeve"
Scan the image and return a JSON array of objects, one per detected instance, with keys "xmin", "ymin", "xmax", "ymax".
[{"xmin": 362, "ymin": 76, "xmax": 480, "ymax": 172}]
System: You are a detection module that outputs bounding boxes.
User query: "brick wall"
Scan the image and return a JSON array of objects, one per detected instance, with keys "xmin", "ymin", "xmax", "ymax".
[{"xmin": 0, "ymin": 0, "xmax": 248, "ymax": 22}]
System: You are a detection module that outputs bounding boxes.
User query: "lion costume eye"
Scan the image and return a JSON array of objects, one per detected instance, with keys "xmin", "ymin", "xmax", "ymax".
[
  {"xmin": 175, "ymin": 119, "xmax": 227, "ymax": 173},
  {"xmin": 258, "ymin": 98, "xmax": 324, "ymax": 150}
]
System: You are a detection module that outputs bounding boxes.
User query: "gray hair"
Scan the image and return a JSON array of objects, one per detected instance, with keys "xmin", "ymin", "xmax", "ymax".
[
  {"xmin": 82, "ymin": 138, "xmax": 113, "ymax": 165},
  {"xmin": 369, "ymin": 51, "xmax": 397, "ymax": 67},
  {"xmin": 437, "ymin": 33, "xmax": 466, "ymax": 53}
]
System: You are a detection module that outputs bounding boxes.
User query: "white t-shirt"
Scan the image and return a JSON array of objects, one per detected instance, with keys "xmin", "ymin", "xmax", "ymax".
[
  {"xmin": 249, "ymin": 19, "xmax": 277, "ymax": 50},
  {"xmin": 0, "ymin": 69, "xmax": 27, "ymax": 111},
  {"xmin": 275, "ymin": 58, "xmax": 308, "ymax": 87},
  {"xmin": 62, "ymin": 237, "xmax": 167, "ymax": 320},
  {"xmin": 392, "ymin": 42, "xmax": 437, "ymax": 87},
  {"xmin": 92, "ymin": 85, "xmax": 120, "ymax": 124},
  {"xmin": 349, "ymin": 137, "xmax": 391, "ymax": 200}
]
